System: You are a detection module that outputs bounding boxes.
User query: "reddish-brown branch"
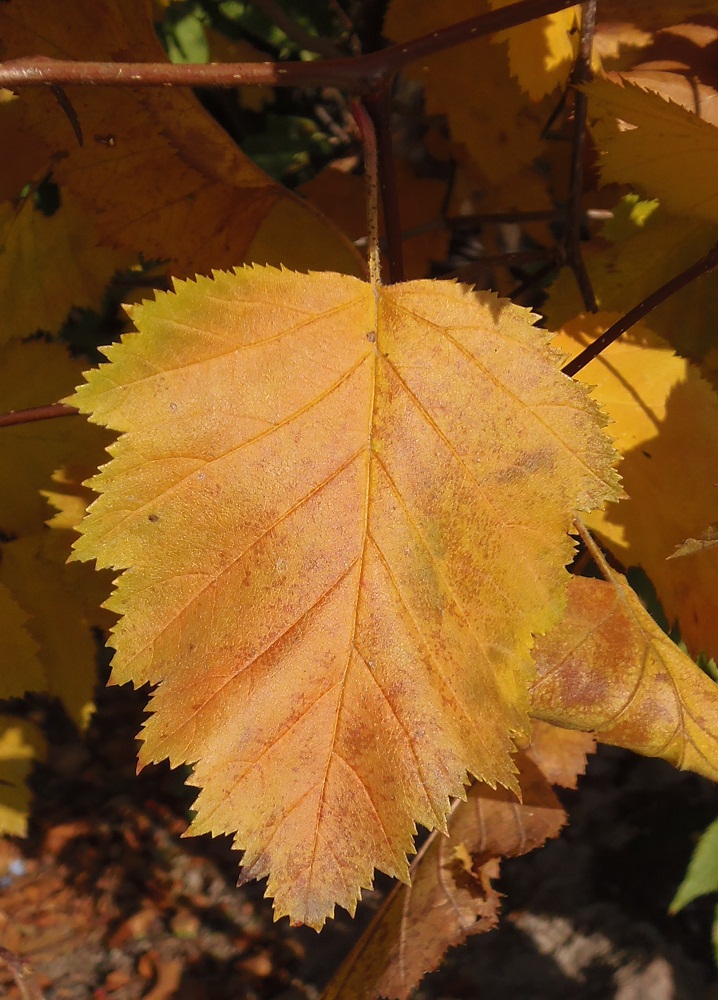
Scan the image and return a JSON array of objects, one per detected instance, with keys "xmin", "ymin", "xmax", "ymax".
[
  {"xmin": 364, "ymin": 87, "xmax": 404, "ymax": 283},
  {"xmin": 350, "ymin": 98, "xmax": 383, "ymax": 285},
  {"xmin": 0, "ymin": 0, "xmax": 579, "ymax": 93},
  {"xmin": 0, "ymin": 404, "xmax": 78, "ymax": 428},
  {"xmin": 562, "ymin": 241, "xmax": 718, "ymax": 377}
]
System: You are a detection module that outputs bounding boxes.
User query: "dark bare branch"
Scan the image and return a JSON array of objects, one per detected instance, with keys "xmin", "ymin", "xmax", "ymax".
[{"xmin": 562, "ymin": 242, "xmax": 718, "ymax": 377}]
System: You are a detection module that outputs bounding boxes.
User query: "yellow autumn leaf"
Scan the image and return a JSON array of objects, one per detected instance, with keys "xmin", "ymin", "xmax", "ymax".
[
  {"xmin": 0, "ymin": 190, "xmax": 130, "ymax": 344},
  {"xmin": 554, "ymin": 315, "xmax": 718, "ymax": 659},
  {"xmin": 0, "ymin": 717, "xmax": 46, "ymax": 837},
  {"xmin": 0, "ymin": 531, "xmax": 113, "ymax": 728},
  {"xmin": 383, "ymin": 0, "xmax": 558, "ymax": 211},
  {"xmin": 0, "ymin": 0, "xmax": 361, "ymax": 280},
  {"xmin": 0, "ymin": 339, "xmax": 113, "ymax": 537},
  {"xmin": 69, "ymin": 266, "xmax": 618, "ymax": 928},
  {"xmin": 488, "ymin": 1, "xmax": 580, "ymax": 100},
  {"xmin": 586, "ymin": 76, "xmax": 718, "ymax": 226},
  {"xmin": 0, "ymin": 582, "xmax": 44, "ymax": 699},
  {"xmin": 532, "ymin": 573, "xmax": 718, "ymax": 780},
  {"xmin": 543, "ymin": 199, "xmax": 718, "ymax": 364}
]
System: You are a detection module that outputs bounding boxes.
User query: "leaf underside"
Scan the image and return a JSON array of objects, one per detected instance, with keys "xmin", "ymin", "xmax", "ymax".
[
  {"xmin": 532, "ymin": 573, "xmax": 718, "ymax": 781},
  {"xmin": 322, "ymin": 721, "xmax": 590, "ymax": 1000},
  {"xmin": 70, "ymin": 266, "xmax": 618, "ymax": 928}
]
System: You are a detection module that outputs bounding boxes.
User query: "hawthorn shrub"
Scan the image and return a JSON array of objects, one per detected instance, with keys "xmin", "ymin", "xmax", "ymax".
[{"xmin": 2, "ymin": 0, "xmax": 718, "ymax": 995}]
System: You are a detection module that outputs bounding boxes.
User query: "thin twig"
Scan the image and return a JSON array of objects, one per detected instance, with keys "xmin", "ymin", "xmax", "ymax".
[
  {"xmin": 564, "ymin": 0, "xmax": 597, "ymax": 312},
  {"xmin": 562, "ymin": 241, "xmax": 718, "ymax": 377},
  {"xmin": 0, "ymin": 0, "xmax": 581, "ymax": 92},
  {"xmin": 0, "ymin": 404, "xmax": 79, "ymax": 428},
  {"xmin": 249, "ymin": 0, "xmax": 344, "ymax": 59},
  {"xmin": 573, "ymin": 518, "xmax": 613, "ymax": 584},
  {"xmin": 364, "ymin": 86, "xmax": 404, "ymax": 283}
]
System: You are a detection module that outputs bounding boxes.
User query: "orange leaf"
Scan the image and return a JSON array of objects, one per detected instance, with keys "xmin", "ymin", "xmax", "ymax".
[
  {"xmin": 70, "ymin": 267, "xmax": 618, "ymax": 927},
  {"xmin": 0, "ymin": 0, "xmax": 361, "ymax": 279},
  {"xmin": 531, "ymin": 573, "xmax": 718, "ymax": 780}
]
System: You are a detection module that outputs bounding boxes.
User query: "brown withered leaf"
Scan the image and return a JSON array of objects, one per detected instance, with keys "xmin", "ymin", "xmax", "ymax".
[
  {"xmin": 322, "ymin": 724, "xmax": 588, "ymax": 1000},
  {"xmin": 526, "ymin": 719, "xmax": 595, "ymax": 789},
  {"xmin": 669, "ymin": 524, "xmax": 718, "ymax": 559}
]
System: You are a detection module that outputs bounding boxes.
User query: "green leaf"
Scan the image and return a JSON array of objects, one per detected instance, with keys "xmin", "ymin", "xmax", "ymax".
[{"xmin": 670, "ymin": 817, "xmax": 718, "ymax": 913}]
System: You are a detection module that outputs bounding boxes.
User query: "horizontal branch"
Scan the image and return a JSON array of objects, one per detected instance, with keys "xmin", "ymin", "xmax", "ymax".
[
  {"xmin": 562, "ymin": 241, "xmax": 718, "ymax": 377},
  {"xmin": 0, "ymin": 0, "xmax": 577, "ymax": 92},
  {"xmin": 0, "ymin": 403, "xmax": 78, "ymax": 428}
]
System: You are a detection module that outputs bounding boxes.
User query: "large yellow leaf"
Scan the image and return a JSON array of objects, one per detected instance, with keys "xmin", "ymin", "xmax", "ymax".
[
  {"xmin": 554, "ymin": 315, "xmax": 718, "ymax": 658},
  {"xmin": 586, "ymin": 77, "xmax": 718, "ymax": 226},
  {"xmin": 0, "ymin": 0, "xmax": 361, "ymax": 280},
  {"xmin": 70, "ymin": 267, "xmax": 618, "ymax": 928},
  {"xmin": 531, "ymin": 574, "xmax": 718, "ymax": 780},
  {"xmin": 383, "ymin": 0, "xmax": 559, "ymax": 211},
  {"xmin": 322, "ymin": 722, "xmax": 591, "ymax": 1000}
]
